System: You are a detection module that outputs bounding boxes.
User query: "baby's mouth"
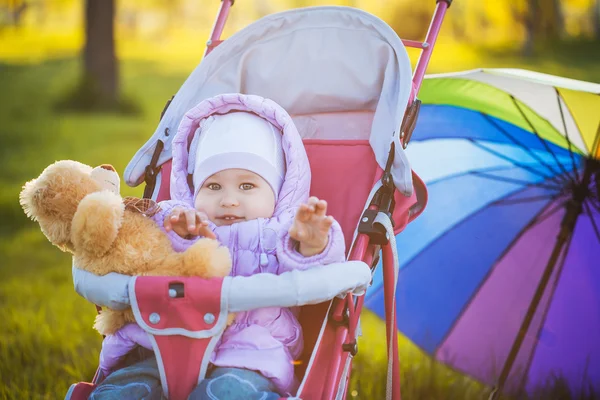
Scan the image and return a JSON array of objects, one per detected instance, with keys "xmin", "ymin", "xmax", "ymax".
[{"xmin": 217, "ymin": 215, "xmax": 245, "ymax": 224}]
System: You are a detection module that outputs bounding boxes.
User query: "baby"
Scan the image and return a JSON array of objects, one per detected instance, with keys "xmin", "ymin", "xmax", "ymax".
[{"xmin": 73, "ymin": 94, "xmax": 346, "ymax": 400}]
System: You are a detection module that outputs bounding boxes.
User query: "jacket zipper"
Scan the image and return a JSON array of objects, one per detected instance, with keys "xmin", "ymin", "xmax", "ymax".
[
  {"xmin": 230, "ymin": 223, "xmax": 238, "ymax": 276},
  {"xmin": 258, "ymin": 219, "xmax": 269, "ymax": 272}
]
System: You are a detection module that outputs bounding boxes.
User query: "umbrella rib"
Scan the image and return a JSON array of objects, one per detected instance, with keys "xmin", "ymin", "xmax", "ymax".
[
  {"xmin": 509, "ymin": 95, "xmax": 576, "ymax": 185},
  {"xmin": 480, "ymin": 112, "xmax": 566, "ymax": 180},
  {"xmin": 592, "ymin": 122, "xmax": 600, "ymax": 157},
  {"xmin": 432, "ymin": 198, "xmax": 561, "ymax": 355},
  {"xmin": 491, "ymin": 194, "xmax": 562, "ymax": 206},
  {"xmin": 470, "ymin": 170, "xmax": 563, "ymax": 191},
  {"xmin": 426, "ymin": 165, "xmax": 544, "ymax": 187},
  {"xmin": 589, "ymin": 197, "xmax": 600, "ymax": 213},
  {"xmin": 555, "ymin": 88, "xmax": 582, "ymax": 182},
  {"xmin": 495, "ymin": 159, "xmax": 598, "ymax": 396},
  {"xmin": 396, "ymin": 179, "xmax": 562, "ymax": 278},
  {"xmin": 514, "ymin": 232, "xmax": 574, "ymax": 394},
  {"xmin": 528, "ymin": 198, "xmax": 569, "ymax": 228},
  {"xmin": 468, "ymin": 139, "xmax": 565, "ymax": 186},
  {"xmin": 583, "ymin": 201, "xmax": 600, "ymax": 244}
]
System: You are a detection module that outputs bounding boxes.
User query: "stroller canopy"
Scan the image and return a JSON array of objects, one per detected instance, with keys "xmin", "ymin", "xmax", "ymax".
[{"xmin": 125, "ymin": 6, "xmax": 416, "ymax": 196}]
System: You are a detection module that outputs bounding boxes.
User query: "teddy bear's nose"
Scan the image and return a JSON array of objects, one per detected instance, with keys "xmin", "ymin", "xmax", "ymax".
[{"xmin": 100, "ymin": 164, "xmax": 116, "ymax": 172}]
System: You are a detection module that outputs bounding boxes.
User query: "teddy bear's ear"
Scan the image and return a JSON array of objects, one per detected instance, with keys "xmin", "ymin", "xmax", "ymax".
[
  {"xmin": 19, "ymin": 160, "xmax": 105, "ymax": 252},
  {"xmin": 20, "ymin": 179, "xmax": 45, "ymax": 221},
  {"xmin": 19, "ymin": 177, "xmax": 74, "ymax": 251}
]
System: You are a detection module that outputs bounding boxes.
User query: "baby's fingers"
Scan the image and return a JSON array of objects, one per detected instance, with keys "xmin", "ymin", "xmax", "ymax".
[
  {"xmin": 288, "ymin": 223, "xmax": 305, "ymax": 241},
  {"xmin": 307, "ymin": 196, "xmax": 320, "ymax": 205},
  {"xmin": 164, "ymin": 215, "xmax": 172, "ymax": 231},
  {"xmin": 314, "ymin": 199, "xmax": 327, "ymax": 217},
  {"xmin": 166, "ymin": 207, "xmax": 186, "ymax": 230},
  {"xmin": 185, "ymin": 209, "xmax": 197, "ymax": 232},
  {"xmin": 321, "ymin": 215, "xmax": 334, "ymax": 230},
  {"xmin": 187, "ymin": 213, "xmax": 204, "ymax": 235},
  {"xmin": 164, "ymin": 210, "xmax": 177, "ymax": 231},
  {"xmin": 190, "ymin": 212, "xmax": 215, "ymax": 238},
  {"xmin": 198, "ymin": 225, "xmax": 216, "ymax": 239},
  {"xmin": 295, "ymin": 203, "xmax": 313, "ymax": 222}
]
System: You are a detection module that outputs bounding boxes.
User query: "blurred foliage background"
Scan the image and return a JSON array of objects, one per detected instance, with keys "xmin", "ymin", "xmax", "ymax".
[
  {"xmin": 1, "ymin": 0, "xmax": 599, "ymax": 399},
  {"xmin": 2, "ymin": 0, "xmax": 600, "ymax": 67}
]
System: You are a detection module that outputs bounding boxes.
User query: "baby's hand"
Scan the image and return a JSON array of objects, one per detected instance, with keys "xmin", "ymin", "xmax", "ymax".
[
  {"xmin": 289, "ymin": 197, "xmax": 334, "ymax": 257},
  {"xmin": 164, "ymin": 206, "xmax": 216, "ymax": 239}
]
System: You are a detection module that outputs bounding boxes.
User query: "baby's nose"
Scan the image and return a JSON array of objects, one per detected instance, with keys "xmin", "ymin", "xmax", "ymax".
[{"xmin": 220, "ymin": 196, "xmax": 239, "ymax": 207}]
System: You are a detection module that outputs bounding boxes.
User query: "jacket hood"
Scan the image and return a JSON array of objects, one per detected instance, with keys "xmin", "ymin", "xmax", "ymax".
[{"xmin": 170, "ymin": 93, "xmax": 310, "ymax": 215}]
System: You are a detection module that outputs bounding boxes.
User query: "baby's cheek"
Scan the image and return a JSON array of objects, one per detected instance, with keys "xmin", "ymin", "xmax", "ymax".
[
  {"xmin": 252, "ymin": 189, "xmax": 276, "ymax": 218},
  {"xmin": 194, "ymin": 197, "xmax": 218, "ymax": 221}
]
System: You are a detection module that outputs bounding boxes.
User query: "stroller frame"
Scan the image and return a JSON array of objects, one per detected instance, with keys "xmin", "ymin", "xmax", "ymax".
[
  {"xmin": 68, "ymin": 2, "xmax": 452, "ymax": 400},
  {"xmin": 200, "ymin": 2, "xmax": 452, "ymax": 399}
]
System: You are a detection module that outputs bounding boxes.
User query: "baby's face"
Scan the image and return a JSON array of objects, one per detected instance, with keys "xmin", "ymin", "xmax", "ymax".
[{"xmin": 194, "ymin": 169, "xmax": 276, "ymax": 226}]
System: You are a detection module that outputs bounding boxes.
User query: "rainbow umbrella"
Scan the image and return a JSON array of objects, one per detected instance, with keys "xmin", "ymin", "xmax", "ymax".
[{"xmin": 364, "ymin": 69, "xmax": 600, "ymax": 397}]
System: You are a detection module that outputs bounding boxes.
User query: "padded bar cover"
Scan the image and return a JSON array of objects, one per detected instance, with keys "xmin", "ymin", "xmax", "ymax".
[{"xmin": 129, "ymin": 276, "xmax": 230, "ymax": 400}]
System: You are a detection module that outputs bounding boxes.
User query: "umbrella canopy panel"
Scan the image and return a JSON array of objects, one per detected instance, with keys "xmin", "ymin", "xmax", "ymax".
[{"xmin": 365, "ymin": 69, "xmax": 600, "ymax": 396}]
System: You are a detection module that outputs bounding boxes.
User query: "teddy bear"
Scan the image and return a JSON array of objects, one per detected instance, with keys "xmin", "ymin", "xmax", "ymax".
[{"xmin": 19, "ymin": 160, "xmax": 232, "ymax": 335}]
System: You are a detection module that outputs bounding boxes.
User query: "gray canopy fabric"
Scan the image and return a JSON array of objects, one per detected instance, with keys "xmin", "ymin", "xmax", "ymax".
[{"xmin": 125, "ymin": 6, "xmax": 416, "ymax": 196}]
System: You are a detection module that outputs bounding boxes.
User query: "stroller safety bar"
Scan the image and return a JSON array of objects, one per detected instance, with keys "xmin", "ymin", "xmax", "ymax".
[
  {"xmin": 128, "ymin": 260, "xmax": 372, "ymax": 317},
  {"xmin": 227, "ymin": 261, "xmax": 371, "ymax": 311},
  {"xmin": 124, "ymin": 261, "xmax": 371, "ymax": 400}
]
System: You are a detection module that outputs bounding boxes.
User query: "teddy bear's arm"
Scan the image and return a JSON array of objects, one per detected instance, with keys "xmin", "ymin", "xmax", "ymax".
[{"xmin": 71, "ymin": 191, "xmax": 125, "ymax": 257}]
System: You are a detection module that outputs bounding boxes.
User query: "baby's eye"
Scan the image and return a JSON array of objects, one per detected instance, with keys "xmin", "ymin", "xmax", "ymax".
[
  {"xmin": 240, "ymin": 183, "xmax": 254, "ymax": 190},
  {"xmin": 207, "ymin": 183, "xmax": 221, "ymax": 190}
]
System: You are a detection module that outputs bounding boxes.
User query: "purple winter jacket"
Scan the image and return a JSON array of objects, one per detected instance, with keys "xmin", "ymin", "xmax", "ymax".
[{"xmin": 101, "ymin": 94, "xmax": 346, "ymax": 395}]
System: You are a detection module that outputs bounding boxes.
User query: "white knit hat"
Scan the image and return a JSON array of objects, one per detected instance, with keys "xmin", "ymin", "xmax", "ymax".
[{"xmin": 188, "ymin": 111, "xmax": 286, "ymax": 200}]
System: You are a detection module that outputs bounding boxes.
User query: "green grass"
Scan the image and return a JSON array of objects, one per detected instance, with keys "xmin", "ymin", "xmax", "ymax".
[
  {"xmin": 348, "ymin": 311, "xmax": 494, "ymax": 400},
  {"xmin": 1, "ymin": 40, "xmax": 599, "ymax": 399},
  {"xmin": 0, "ymin": 57, "xmax": 186, "ymax": 399}
]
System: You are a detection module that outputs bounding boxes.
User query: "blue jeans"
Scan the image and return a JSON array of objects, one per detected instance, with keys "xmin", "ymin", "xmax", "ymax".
[
  {"xmin": 76, "ymin": 349, "xmax": 281, "ymax": 400},
  {"xmin": 189, "ymin": 367, "xmax": 281, "ymax": 400}
]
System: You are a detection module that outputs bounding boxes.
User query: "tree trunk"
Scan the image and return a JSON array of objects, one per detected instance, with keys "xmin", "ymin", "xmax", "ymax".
[
  {"xmin": 83, "ymin": 0, "xmax": 118, "ymax": 105},
  {"xmin": 10, "ymin": 0, "xmax": 28, "ymax": 27},
  {"xmin": 522, "ymin": 0, "xmax": 538, "ymax": 56},
  {"xmin": 551, "ymin": 0, "xmax": 564, "ymax": 38},
  {"xmin": 594, "ymin": 0, "xmax": 600, "ymax": 39},
  {"xmin": 521, "ymin": 0, "xmax": 564, "ymax": 56},
  {"xmin": 450, "ymin": 2, "xmax": 466, "ymax": 41},
  {"xmin": 543, "ymin": 0, "xmax": 563, "ymax": 39}
]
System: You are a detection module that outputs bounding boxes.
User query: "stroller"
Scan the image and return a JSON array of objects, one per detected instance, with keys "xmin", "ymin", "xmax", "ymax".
[{"xmin": 68, "ymin": 2, "xmax": 452, "ymax": 399}]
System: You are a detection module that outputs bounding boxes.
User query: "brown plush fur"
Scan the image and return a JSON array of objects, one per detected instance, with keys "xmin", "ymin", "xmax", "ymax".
[{"xmin": 20, "ymin": 160, "xmax": 232, "ymax": 335}]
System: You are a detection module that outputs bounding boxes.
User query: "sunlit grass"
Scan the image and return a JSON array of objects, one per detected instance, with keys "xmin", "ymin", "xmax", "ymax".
[
  {"xmin": 349, "ymin": 311, "xmax": 494, "ymax": 400},
  {"xmin": 0, "ymin": 57, "xmax": 181, "ymax": 399},
  {"xmin": 0, "ymin": 27, "xmax": 83, "ymax": 64},
  {"xmin": 0, "ymin": 230, "xmax": 100, "ymax": 399}
]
